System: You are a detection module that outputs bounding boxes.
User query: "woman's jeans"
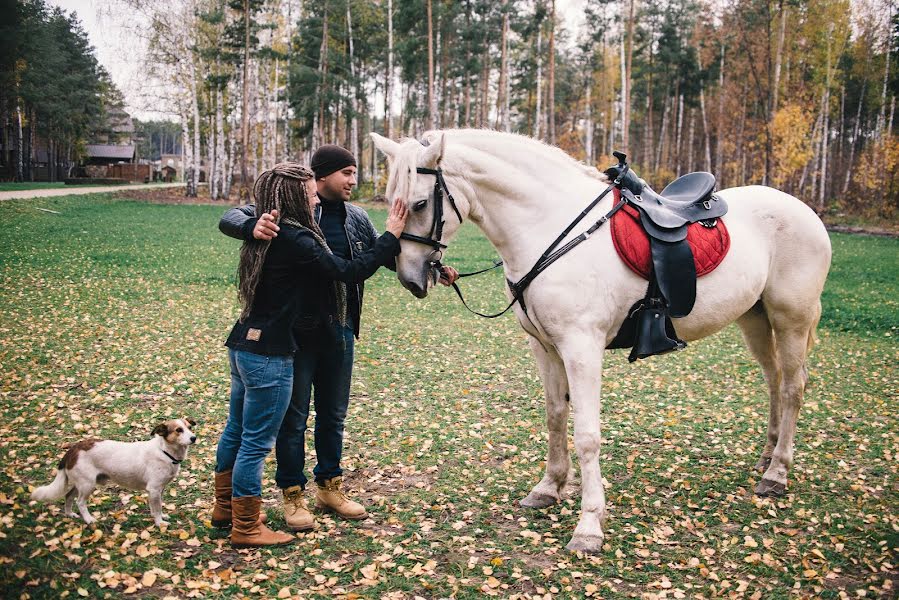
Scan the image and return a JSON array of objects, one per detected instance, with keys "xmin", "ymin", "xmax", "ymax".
[
  {"xmin": 216, "ymin": 349, "xmax": 293, "ymax": 498},
  {"xmin": 275, "ymin": 323, "xmax": 354, "ymax": 490}
]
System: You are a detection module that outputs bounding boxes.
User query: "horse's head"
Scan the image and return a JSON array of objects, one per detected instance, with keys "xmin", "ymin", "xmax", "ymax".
[{"xmin": 371, "ymin": 131, "xmax": 469, "ymax": 298}]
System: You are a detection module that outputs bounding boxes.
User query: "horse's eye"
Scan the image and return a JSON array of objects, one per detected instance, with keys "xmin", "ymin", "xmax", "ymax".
[{"xmin": 413, "ymin": 199, "xmax": 428, "ymax": 212}]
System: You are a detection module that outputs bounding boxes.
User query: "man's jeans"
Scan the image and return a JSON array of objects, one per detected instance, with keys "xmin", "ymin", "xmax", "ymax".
[
  {"xmin": 275, "ymin": 323, "xmax": 354, "ymax": 489},
  {"xmin": 216, "ymin": 349, "xmax": 293, "ymax": 498}
]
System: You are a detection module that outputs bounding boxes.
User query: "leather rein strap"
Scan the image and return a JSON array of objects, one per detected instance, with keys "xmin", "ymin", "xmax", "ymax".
[{"xmin": 407, "ymin": 166, "xmax": 628, "ymax": 319}]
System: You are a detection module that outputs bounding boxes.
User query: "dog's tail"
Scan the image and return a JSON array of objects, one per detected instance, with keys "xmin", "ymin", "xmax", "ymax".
[{"xmin": 31, "ymin": 469, "xmax": 69, "ymax": 502}]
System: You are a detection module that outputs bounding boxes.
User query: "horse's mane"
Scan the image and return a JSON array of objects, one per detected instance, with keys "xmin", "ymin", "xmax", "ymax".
[
  {"xmin": 386, "ymin": 129, "xmax": 608, "ymax": 204},
  {"xmin": 435, "ymin": 129, "xmax": 608, "ymax": 182}
]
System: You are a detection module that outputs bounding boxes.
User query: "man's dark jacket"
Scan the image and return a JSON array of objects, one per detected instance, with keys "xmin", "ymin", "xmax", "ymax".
[{"xmin": 219, "ymin": 202, "xmax": 392, "ymax": 338}]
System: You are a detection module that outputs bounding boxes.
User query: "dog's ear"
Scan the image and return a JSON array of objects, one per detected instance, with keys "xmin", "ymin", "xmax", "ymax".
[
  {"xmin": 183, "ymin": 417, "xmax": 196, "ymax": 427},
  {"xmin": 152, "ymin": 423, "xmax": 169, "ymax": 437}
]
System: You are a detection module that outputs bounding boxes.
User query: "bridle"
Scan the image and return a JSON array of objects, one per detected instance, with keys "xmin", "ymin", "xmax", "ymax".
[
  {"xmin": 398, "ymin": 154, "xmax": 632, "ymax": 319},
  {"xmin": 398, "ymin": 167, "xmax": 463, "ymax": 252}
]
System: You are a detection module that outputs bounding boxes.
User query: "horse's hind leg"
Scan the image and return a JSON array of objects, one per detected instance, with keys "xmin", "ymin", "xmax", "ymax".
[
  {"xmin": 737, "ymin": 302, "xmax": 782, "ymax": 473},
  {"xmin": 521, "ymin": 338, "xmax": 571, "ymax": 509},
  {"xmin": 755, "ymin": 300, "xmax": 821, "ymax": 497}
]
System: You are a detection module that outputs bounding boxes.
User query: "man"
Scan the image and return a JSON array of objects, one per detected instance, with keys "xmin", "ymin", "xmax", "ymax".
[{"xmin": 219, "ymin": 145, "xmax": 458, "ymax": 531}]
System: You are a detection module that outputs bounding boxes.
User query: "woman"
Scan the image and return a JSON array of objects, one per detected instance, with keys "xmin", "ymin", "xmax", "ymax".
[{"xmin": 213, "ymin": 162, "xmax": 407, "ymax": 548}]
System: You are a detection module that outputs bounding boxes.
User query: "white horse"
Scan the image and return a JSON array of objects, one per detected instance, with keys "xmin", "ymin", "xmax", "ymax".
[{"xmin": 371, "ymin": 129, "xmax": 832, "ymax": 553}]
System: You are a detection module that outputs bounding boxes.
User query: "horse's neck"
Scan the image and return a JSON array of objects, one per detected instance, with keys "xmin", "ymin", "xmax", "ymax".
[{"xmin": 458, "ymin": 155, "xmax": 610, "ymax": 279}]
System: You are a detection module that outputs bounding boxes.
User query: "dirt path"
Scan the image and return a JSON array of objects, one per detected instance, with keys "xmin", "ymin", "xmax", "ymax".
[{"xmin": 0, "ymin": 182, "xmax": 183, "ymax": 202}]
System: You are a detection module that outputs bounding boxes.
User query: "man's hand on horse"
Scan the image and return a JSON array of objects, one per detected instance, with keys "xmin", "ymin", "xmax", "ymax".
[
  {"xmin": 439, "ymin": 265, "xmax": 460, "ymax": 286},
  {"xmin": 253, "ymin": 210, "xmax": 280, "ymax": 240}
]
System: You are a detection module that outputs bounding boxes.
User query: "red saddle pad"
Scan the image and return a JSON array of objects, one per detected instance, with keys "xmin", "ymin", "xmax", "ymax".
[{"xmin": 610, "ymin": 189, "xmax": 730, "ymax": 279}]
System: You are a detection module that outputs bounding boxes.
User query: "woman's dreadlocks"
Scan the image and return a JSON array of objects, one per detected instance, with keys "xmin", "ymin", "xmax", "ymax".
[{"xmin": 237, "ymin": 162, "xmax": 323, "ymax": 322}]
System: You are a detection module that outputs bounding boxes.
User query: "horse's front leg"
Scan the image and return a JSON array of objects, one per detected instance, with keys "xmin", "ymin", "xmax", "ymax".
[
  {"xmin": 521, "ymin": 337, "xmax": 571, "ymax": 509},
  {"xmin": 557, "ymin": 336, "xmax": 607, "ymax": 554}
]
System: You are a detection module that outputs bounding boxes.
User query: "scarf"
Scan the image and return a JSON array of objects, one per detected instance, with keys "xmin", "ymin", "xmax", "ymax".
[{"xmin": 281, "ymin": 217, "xmax": 348, "ymax": 328}]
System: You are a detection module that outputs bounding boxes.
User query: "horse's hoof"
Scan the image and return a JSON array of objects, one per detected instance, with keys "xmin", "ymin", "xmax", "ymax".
[
  {"xmin": 520, "ymin": 492, "xmax": 558, "ymax": 509},
  {"xmin": 754, "ymin": 457, "xmax": 772, "ymax": 472},
  {"xmin": 754, "ymin": 478, "xmax": 786, "ymax": 497},
  {"xmin": 566, "ymin": 535, "xmax": 604, "ymax": 554}
]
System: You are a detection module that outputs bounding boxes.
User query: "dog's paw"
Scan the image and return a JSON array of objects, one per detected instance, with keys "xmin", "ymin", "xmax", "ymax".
[{"xmin": 82, "ymin": 517, "xmax": 97, "ymax": 525}]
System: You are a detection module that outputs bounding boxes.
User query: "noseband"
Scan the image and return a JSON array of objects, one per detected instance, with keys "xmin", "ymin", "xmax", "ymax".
[{"xmin": 398, "ymin": 167, "xmax": 463, "ymax": 251}]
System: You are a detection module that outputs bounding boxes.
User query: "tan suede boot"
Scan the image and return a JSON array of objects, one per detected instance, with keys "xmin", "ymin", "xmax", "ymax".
[
  {"xmin": 230, "ymin": 496, "xmax": 294, "ymax": 548},
  {"xmin": 211, "ymin": 470, "xmax": 233, "ymax": 528},
  {"xmin": 315, "ymin": 477, "xmax": 368, "ymax": 520},
  {"xmin": 211, "ymin": 470, "xmax": 265, "ymax": 528},
  {"xmin": 282, "ymin": 486, "xmax": 315, "ymax": 532}
]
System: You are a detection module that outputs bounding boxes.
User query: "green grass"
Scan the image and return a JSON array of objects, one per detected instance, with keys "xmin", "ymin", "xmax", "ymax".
[
  {"xmin": 0, "ymin": 194, "xmax": 896, "ymax": 599},
  {"xmin": 0, "ymin": 182, "xmax": 67, "ymax": 191}
]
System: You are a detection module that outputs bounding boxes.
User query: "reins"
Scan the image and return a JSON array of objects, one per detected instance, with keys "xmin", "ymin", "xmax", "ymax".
[{"xmin": 411, "ymin": 163, "xmax": 630, "ymax": 319}]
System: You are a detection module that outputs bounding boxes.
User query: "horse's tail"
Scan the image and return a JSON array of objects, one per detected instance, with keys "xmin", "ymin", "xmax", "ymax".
[{"xmin": 31, "ymin": 469, "xmax": 69, "ymax": 502}]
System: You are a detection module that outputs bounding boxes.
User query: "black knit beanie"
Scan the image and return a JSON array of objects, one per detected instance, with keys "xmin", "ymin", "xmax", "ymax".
[{"xmin": 311, "ymin": 145, "xmax": 357, "ymax": 179}]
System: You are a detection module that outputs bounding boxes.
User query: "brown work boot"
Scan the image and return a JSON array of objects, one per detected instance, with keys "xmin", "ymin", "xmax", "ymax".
[
  {"xmin": 211, "ymin": 470, "xmax": 233, "ymax": 528},
  {"xmin": 230, "ymin": 496, "xmax": 294, "ymax": 548},
  {"xmin": 282, "ymin": 486, "xmax": 315, "ymax": 532},
  {"xmin": 211, "ymin": 470, "xmax": 265, "ymax": 528},
  {"xmin": 315, "ymin": 477, "xmax": 368, "ymax": 520}
]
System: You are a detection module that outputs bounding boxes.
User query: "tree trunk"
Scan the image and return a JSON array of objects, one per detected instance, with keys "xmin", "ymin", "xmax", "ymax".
[
  {"xmin": 28, "ymin": 107, "xmax": 35, "ymax": 181},
  {"xmin": 314, "ymin": 8, "xmax": 329, "ymax": 149},
  {"xmin": 877, "ymin": 2, "xmax": 893, "ymax": 140},
  {"xmin": 217, "ymin": 88, "xmax": 226, "ymax": 199},
  {"xmin": 622, "ymin": 0, "xmax": 635, "ymax": 153},
  {"xmin": 585, "ymin": 78, "xmax": 594, "ymax": 164},
  {"xmin": 347, "ymin": 1, "xmax": 359, "ymax": 160},
  {"xmin": 209, "ymin": 112, "xmax": 217, "ymax": 199},
  {"xmin": 619, "ymin": 41, "xmax": 626, "ymax": 151},
  {"xmin": 818, "ymin": 31, "xmax": 832, "ymax": 213},
  {"xmin": 645, "ymin": 25, "xmax": 654, "ymax": 169},
  {"xmin": 675, "ymin": 94, "xmax": 684, "ymax": 174},
  {"xmin": 496, "ymin": 6, "xmax": 510, "ymax": 131},
  {"xmin": 548, "ymin": 0, "xmax": 556, "ymax": 144},
  {"xmin": 479, "ymin": 44, "xmax": 490, "ymax": 128},
  {"xmin": 16, "ymin": 99, "xmax": 25, "ymax": 182},
  {"xmin": 687, "ymin": 108, "xmax": 695, "ymax": 173},
  {"xmin": 699, "ymin": 88, "xmax": 712, "ymax": 172},
  {"xmin": 239, "ymin": 0, "xmax": 251, "ymax": 201},
  {"xmin": 771, "ymin": 1, "xmax": 786, "ymax": 115},
  {"xmin": 463, "ymin": 0, "xmax": 472, "ymax": 127},
  {"xmin": 426, "ymin": 0, "xmax": 435, "ymax": 130},
  {"xmin": 535, "ymin": 22, "xmax": 542, "ymax": 139},
  {"xmin": 716, "ymin": 44, "xmax": 725, "ymax": 181},
  {"xmin": 386, "ymin": 0, "xmax": 394, "ymax": 138}
]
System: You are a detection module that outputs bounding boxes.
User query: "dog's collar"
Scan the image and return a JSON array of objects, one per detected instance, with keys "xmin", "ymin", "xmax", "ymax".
[{"xmin": 162, "ymin": 450, "xmax": 183, "ymax": 465}]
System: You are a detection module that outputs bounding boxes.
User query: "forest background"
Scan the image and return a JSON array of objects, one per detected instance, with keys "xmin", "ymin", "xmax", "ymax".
[{"xmin": 1, "ymin": 0, "xmax": 897, "ymax": 221}]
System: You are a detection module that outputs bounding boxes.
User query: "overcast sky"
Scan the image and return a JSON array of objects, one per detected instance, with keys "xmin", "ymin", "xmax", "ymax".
[{"xmin": 48, "ymin": 0, "xmax": 588, "ymax": 120}]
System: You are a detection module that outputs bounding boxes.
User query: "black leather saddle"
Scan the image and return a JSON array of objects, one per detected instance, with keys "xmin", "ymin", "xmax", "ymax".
[
  {"xmin": 605, "ymin": 153, "xmax": 728, "ymax": 361},
  {"xmin": 616, "ymin": 169, "xmax": 727, "ymax": 242}
]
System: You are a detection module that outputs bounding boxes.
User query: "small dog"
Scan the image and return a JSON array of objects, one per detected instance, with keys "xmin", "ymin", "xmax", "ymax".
[{"xmin": 31, "ymin": 418, "xmax": 196, "ymax": 526}]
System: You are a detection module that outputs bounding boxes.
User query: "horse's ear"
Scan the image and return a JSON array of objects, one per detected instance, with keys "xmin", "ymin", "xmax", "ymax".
[
  {"xmin": 420, "ymin": 132, "xmax": 445, "ymax": 167},
  {"xmin": 370, "ymin": 132, "xmax": 400, "ymax": 161}
]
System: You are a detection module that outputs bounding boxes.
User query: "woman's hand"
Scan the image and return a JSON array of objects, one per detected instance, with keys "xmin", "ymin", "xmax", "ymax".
[{"xmin": 385, "ymin": 200, "xmax": 409, "ymax": 237}]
